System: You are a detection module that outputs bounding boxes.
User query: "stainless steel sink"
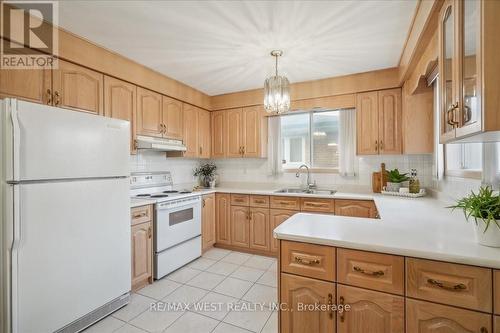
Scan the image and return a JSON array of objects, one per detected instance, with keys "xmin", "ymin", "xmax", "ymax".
[
  {"xmin": 274, "ymin": 188, "xmax": 305, "ymax": 194},
  {"xmin": 274, "ymin": 188, "xmax": 336, "ymax": 196}
]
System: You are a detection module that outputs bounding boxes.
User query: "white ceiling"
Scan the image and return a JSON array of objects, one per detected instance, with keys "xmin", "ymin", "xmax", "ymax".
[{"xmin": 56, "ymin": 1, "xmax": 417, "ymax": 96}]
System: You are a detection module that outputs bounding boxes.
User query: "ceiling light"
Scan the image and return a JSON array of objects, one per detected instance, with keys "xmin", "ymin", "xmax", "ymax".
[
  {"xmin": 264, "ymin": 50, "xmax": 290, "ymax": 114},
  {"xmin": 313, "ymin": 131, "xmax": 327, "ymax": 136}
]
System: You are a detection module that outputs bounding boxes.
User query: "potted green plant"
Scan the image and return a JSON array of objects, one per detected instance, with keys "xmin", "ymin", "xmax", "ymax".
[
  {"xmin": 385, "ymin": 168, "xmax": 409, "ymax": 192},
  {"xmin": 194, "ymin": 162, "xmax": 217, "ymax": 188},
  {"xmin": 447, "ymin": 186, "xmax": 500, "ymax": 247}
]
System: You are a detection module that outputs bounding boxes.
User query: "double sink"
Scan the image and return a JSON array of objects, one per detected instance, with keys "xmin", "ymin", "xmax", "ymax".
[{"xmin": 274, "ymin": 188, "xmax": 336, "ymax": 196}]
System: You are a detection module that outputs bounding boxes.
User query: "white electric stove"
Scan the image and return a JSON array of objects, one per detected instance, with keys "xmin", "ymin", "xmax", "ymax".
[{"xmin": 130, "ymin": 172, "xmax": 202, "ymax": 279}]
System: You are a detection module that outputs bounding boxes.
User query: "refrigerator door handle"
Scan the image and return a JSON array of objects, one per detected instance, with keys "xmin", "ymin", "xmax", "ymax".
[
  {"xmin": 11, "ymin": 99, "xmax": 20, "ymax": 181},
  {"xmin": 10, "ymin": 185, "xmax": 20, "ymax": 333}
]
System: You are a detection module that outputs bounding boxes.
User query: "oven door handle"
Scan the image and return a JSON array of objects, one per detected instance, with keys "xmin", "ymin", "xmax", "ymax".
[{"xmin": 156, "ymin": 200, "xmax": 200, "ymax": 211}]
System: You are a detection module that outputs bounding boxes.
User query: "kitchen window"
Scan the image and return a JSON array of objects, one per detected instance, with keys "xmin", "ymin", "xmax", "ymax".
[{"xmin": 445, "ymin": 143, "xmax": 482, "ymax": 179}]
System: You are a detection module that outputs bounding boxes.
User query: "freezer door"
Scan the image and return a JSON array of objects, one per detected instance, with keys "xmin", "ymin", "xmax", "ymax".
[
  {"xmin": 9, "ymin": 178, "xmax": 130, "ymax": 333},
  {"xmin": 2, "ymin": 99, "xmax": 130, "ymax": 181}
]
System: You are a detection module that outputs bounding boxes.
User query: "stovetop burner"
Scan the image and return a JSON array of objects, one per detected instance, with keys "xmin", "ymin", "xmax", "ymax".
[
  {"xmin": 136, "ymin": 194, "xmax": 151, "ymax": 197},
  {"xmin": 150, "ymin": 194, "xmax": 169, "ymax": 198},
  {"xmin": 163, "ymin": 190, "xmax": 179, "ymax": 193},
  {"xmin": 179, "ymin": 191, "xmax": 192, "ymax": 194}
]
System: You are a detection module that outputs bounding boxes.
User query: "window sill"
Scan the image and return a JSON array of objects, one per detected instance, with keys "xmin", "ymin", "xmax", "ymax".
[
  {"xmin": 445, "ymin": 169, "xmax": 482, "ymax": 180},
  {"xmin": 283, "ymin": 168, "xmax": 339, "ymax": 174}
]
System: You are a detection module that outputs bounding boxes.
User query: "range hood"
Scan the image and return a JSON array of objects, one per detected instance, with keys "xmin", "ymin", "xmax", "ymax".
[{"xmin": 135, "ymin": 135, "xmax": 187, "ymax": 152}]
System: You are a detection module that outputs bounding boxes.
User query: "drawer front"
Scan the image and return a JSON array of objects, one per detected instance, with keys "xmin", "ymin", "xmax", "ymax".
[
  {"xmin": 131, "ymin": 205, "xmax": 152, "ymax": 225},
  {"xmin": 231, "ymin": 194, "xmax": 249, "ymax": 206},
  {"xmin": 406, "ymin": 299, "xmax": 492, "ymax": 333},
  {"xmin": 270, "ymin": 196, "xmax": 300, "ymax": 210},
  {"xmin": 300, "ymin": 198, "xmax": 335, "ymax": 213},
  {"xmin": 495, "ymin": 270, "xmax": 500, "ymax": 315},
  {"xmin": 334, "ymin": 199, "xmax": 378, "ymax": 218},
  {"xmin": 281, "ymin": 240, "xmax": 335, "ymax": 281},
  {"xmin": 337, "ymin": 248, "xmax": 404, "ymax": 295},
  {"xmin": 406, "ymin": 258, "xmax": 492, "ymax": 312},
  {"xmin": 249, "ymin": 195, "xmax": 269, "ymax": 208}
]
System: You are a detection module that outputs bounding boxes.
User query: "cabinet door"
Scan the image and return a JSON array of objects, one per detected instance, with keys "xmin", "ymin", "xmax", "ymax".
[
  {"xmin": 231, "ymin": 206, "xmax": 249, "ymax": 248},
  {"xmin": 162, "ymin": 96, "xmax": 183, "ymax": 140},
  {"xmin": 198, "ymin": 108, "xmax": 211, "ymax": 158},
  {"xmin": 242, "ymin": 105, "xmax": 262, "ymax": 157},
  {"xmin": 136, "ymin": 87, "xmax": 163, "ymax": 137},
  {"xmin": 216, "ymin": 193, "xmax": 231, "ymax": 245},
  {"xmin": 211, "ymin": 110, "xmax": 226, "ymax": 158},
  {"xmin": 356, "ymin": 91, "xmax": 379, "ymax": 155},
  {"xmin": 104, "ymin": 76, "xmax": 137, "ymax": 153},
  {"xmin": 378, "ymin": 89, "xmax": 402, "ymax": 155},
  {"xmin": 226, "ymin": 108, "xmax": 243, "ymax": 157},
  {"xmin": 406, "ymin": 299, "xmax": 491, "ymax": 333},
  {"xmin": 249, "ymin": 208, "xmax": 270, "ymax": 251},
  {"xmin": 270, "ymin": 209, "xmax": 296, "ymax": 253},
  {"xmin": 52, "ymin": 60, "xmax": 104, "ymax": 115},
  {"xmin": 202, "ymin": 194, "xmax": 216, "ymax": 251},
  {"xmin": 182, "ymin": 104, "xmax": 199, "ymax": 157},
  {"xmin": 0, "ymin": 68, "xmax": 51, "ymax": 104},
  {"xmin": 131, "ymin": 222, "xmax": 152, "ymax": 291},
  {"xmin": 337, "ymin": 285, "xmax": 404, "ymax": 333},
  {"xmin": 334, "ymin": 199, "xmax": 378, "ymax": 218},
  {"xmin": 281, "ymin": 273, "xmax": 335, "ymax": 333}
]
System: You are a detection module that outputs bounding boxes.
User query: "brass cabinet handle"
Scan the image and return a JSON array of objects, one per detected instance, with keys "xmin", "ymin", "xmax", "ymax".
[
  {"xmin": 480, "ymin": 327, "xmax": 488, "ymax": 333},
  {"xmin": 446, "ymin": 102, "xmax": 459, "ymax": 126},
  {"xmin": 339, "ymin": 296, "xmax": 345, "ymax": 322},
  {"xmin": 161, "ymin": 124, "xmax": 167, "ymax": 133},
  {"xmin": 380, "ymin": 140, "xmax": 384, "ymax": 150},
  {"xmin": 199, "ymin": 147, "xmax": 202, "ymax": 155},
  {"xmin": 328, "ymin": 293, "xmax": 334, "ymax": 319},
  {"xmin": 133, "ymin": 139, "xmax": 138, "ymax": 150},
  {"xmin": 305, "ymin": 202, "xmax": 326, "ymax": 207},
  {"xmin": 353, "ymin": 266, "xmax": 384, "ymax": 277},
  {"xmin": 54, "ymin": 91, "xmax": 60, "ymax": 106},
  {"xmin": 202, "ymin": 199, "xmax": 206, "ymax": 207},
  {"xmin": 254, "ymin": 199, "xmax": 266, "ymax": 204},
  {"xmin": 238, "ymin": 146, "xmax": 242, "ymax": 154},
  {"xmin": 375, "ymin": 140, "xmax": 378, "ymax": 152},
  {"xmin": 234, "ymin": 198, "xmax": 244, "ymax": 202},
  {"xmin": 133, "ymin": 212, "xmax": 147, "ymax": 219},
  {"xmin": 148, "ymin": 226, "xmax": 152, "ymax": 239},
  {"xmin": 294, "ymin": 256, "xmax": 320, "ymax": 265},
  {"xmin": 427, "ymin": 278, "xmax": 467, "ymax": 291},
  {"xmin": 46, "ymin": 89, "xmax": 52, "ymax": 105},
  {"xmin": 242, "ymin": 146, "xmax": 245, "ymax": 155}
]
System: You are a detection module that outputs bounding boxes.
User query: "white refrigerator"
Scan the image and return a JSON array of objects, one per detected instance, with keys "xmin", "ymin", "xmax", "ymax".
[{"xmin": 0, "ymin": 99, "xmax": 131, "ymax": 333}]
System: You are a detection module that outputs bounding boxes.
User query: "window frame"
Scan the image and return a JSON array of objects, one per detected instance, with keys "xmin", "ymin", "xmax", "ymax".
[{"xmin": 443, "ymin": 144, "xmax": 482, "ymax": 179}]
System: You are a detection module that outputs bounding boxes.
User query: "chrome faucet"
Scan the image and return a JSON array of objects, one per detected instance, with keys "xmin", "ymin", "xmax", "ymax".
[{"xmin": 296, "ymin": 164, "xmax": 316, "ymax": 191}]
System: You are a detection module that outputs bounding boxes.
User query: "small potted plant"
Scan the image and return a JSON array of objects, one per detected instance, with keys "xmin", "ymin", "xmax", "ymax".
[
  {"xmin": 194, "ymin": 162, "xmax": 217, "ymax": 188},
  {"xmin": 448, "ymin": 186, "xmax": 500, "ymax": 247},
  {"xmin": 385, "ymin": 169, "xmax": 409, "ymax": 192}
]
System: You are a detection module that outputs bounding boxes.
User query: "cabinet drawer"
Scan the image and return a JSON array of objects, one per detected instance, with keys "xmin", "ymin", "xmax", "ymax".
[
  {"xmin": 337, "ymin": 248, "xmax": 404, "ymax": 295},
  {"xmin": 231, "ymin": 194, "xmax": 249, "ymax": 206},
  {"xmin": 334, "ymin": 199, "xmax": 378, "ymax": 218},
  {"xmin": 250, "ymin": 195, "xmax": 269, "ymax": 208},
  {"xmin": 406, "ymin": 299, "xmax": 492, "ymax": 333},
  {"xmin": 406, "ymin": 258, "xmax": 492, "ymax": 312},
  {"xmin": 281, "ymin": 240, "xmax": 335, "ymax": 281},
  {"xmin": 300, "ymin": 198, "xmax": 334, "ymax": 213},
  {"xmin": 270, "ymin": 196, "xmax": 300, "ymax": 210},
  {"xmin": 495, "ymin": 270, "xmax": 500, "ymax": 315},
  {"xmin": 131, "ymin": 205, "xmax": 152, "ymax": 225}
]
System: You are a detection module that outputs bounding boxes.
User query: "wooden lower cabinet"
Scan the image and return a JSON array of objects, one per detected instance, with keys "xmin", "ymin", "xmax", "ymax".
[
  {"xmin": 406, "ymin": 299, "xmax": 491, "ymax": 333},
  {"xmin": 202, "ymin": 194, "xmax": 216, "ymax": 252},
  {"xmin": 131, "ymin": 221, "xmax": 152, "ymax": 291},
  {"xmin": 337, "ymin": 285, "xmax": 404, "ymax": 333},
  {"xmin": 249, "ymin": 207, "xmax": 270, "ymax": 251},
  {"xmin": 231, "ymin": 205, "xmax": 249, "ymax": 248},
  {"xmin": 495, "ymin": 270, "xmax": 500, "ymax": 315},
  {"xmin": 270, "ymin": 209, "xmax": 297, "ymax": 253},
  {"xmin": 215, "ymin": 193, "xmax": 231, "ymax": 245},
  {"xmin": 335, "ymin": 199, "xmax": 378, "ymax": 218},
  {"xmin": 495, "ymin": 316, "xmax": 499, "ymax": 333},
  {"xmin": 281, "ymin": 273, "xmax": 335, "ymax": 333}
]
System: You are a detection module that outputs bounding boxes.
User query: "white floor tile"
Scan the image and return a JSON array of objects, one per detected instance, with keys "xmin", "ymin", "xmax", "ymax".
[
  {"xmin": 242, "ymin": 284, "xmax": 277, "ymax": 307},
  {"xmin": 213, "ymin": 277, "xmax": 253, "ymax": 299},
  {"xmin": 187, "ymin": 257, "xmax": 218, "ymax": 270},
  {"xmin": 163, "ymin": 311, "xmax": 219, "ymax": 333},
  {"xmin": 83, "ymin": 315, "xmax": 125, "ymax": 333},
  {"xmin": 267, "ymin": 261, "xmax": 278, "ymax": 273},
  {"xmin": 261, "ymin": 311, "xmax": 278, "ymax": 333},
  {"xmin": 161, "ymin": 285, "xmax": 208, "ymax": 309},
  {"xmin": 223, "ymin": 301, "xmax": 273, "ymax": 332},
  {"xmin": 112, "ymin": 294, "xmax": 154, "ymax": 322},
  {"xmin": 113, "ymin": 324, "xmax": 148, "ymax": 333},
  {"xmin": 185, "ymin": 271, "xmax": 226, "ymax": 290},
  {"xmin": 230, "ymin": 266, "xmax": 266, "ymax": 283},
  {"xmin": 136, "ymin": 278, "xmax": 181, "ymax": 300},
  {"xmin": 202, "ymin": 248, "xmax": 232, "ymax": 260},
  {"xmin": 166, "ymin": 267, "xmax": 202, "ymax": 283},
  {"xmin": 243, "ymin": 255, "xmax": 275, "ymax": 270},
  {"xmin": 129, "ymin": 306, "xmax": 183, "ymax": 333},
  {"xmin": 220, "ymin": 252, "xmax": 252, "ymax": 265},
  {"xmin": 206, "ymin": 261, "xmax": 239, "ymax": 276},
  {"xmin": 212, "ymin": 322, "xmax": 253, "ymax": 333},
  {"xmin": 256, "ymin": 270, "xmax": 277, "ymax": 288},
  {"xmin": 194, "ymin": 292, "xmax": 238, "ymax": 320}
]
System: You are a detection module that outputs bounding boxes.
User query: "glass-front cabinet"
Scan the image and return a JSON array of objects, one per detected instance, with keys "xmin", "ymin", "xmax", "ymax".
[{"xmin": 439, "ymin": 0, "xmax": 500, "ymax": 143}]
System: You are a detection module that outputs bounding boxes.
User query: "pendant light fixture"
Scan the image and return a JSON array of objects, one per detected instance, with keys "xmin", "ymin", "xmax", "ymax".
[{"xmin": 264, "ymin": 50, "xmax": 290, "ymax": 114}]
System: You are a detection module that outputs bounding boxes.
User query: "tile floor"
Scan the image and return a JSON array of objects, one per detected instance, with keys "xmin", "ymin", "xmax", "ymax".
[{"xmin": 84, "ymin": 248, "xmax": 278, "ymax": 333}]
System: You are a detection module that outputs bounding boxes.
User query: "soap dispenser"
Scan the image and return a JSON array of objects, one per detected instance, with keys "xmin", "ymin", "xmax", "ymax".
[{"xmin": 409, "ymin": 168, "xmax": 420, "ymax": 194}]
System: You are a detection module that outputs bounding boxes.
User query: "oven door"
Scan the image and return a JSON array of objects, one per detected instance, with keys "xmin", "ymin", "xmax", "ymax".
[{"xmin": 155, "ymin": 197, "xmax": 201, "ymax": 252}]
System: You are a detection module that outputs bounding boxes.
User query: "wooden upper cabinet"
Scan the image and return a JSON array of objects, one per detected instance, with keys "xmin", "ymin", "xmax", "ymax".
[
  {"xmin": 52, "ymin": 60, "xmax": 104, "ymax": 115},
  {"xmin": 334, "ymin": 199, "xmax": 378, "ymax": 218},
  {"xmin": 215, "ymin": 193, "xmax": 231, "ymax": 245},
  {"xmin": 182, "ymin": 103, "xmax": 199, "ymax": 157},
  {"xmin": 211, "ymin": 110, "xmax": 226, "ymax": 158},
  {"xmin": 104, "ymin": 76, "xmax": 136, "ymax": 153},
  {"xmin": 131, "ymin": 221, "xmax": 152, "ymax": 291},
  {"xmin": 162, "ymin": 96, "xmax": 183, "ymax": 140},
  {"xmin": 136, "ymin": 87, "xmax": 163, "ymax": 138},
  {"xmin": 226, "ymin": 108, "xmax": 243, "ymax": 157},
  {"xmin": 337, "ymin": 285, "xmax": 404, "ymax": 333},
  {"xmin": 198, "ymin": 108, "xmax": 211, "ymax": 159},
  {"xmin": 270, "ymin": 209, "xmax": 296, "ymax": 253},
  {"xmin": 377, "ymin": 88, "xmax": 401, "ymax": 155},
  {"xmin": 202, "ymin": 194, "xmax": 216, "ymax": 252},
  {"xmin": 249, "ymin": 207, "xmax": 270, "ymax": 252},
  {"xmin": 407, "ymin": 299, "xmax": 491, "ymax": 333},
  {"xmin": 356, "ymin": 91, "xmax": 379, "ymax": 155},
  {"xmin": 0, "ymin": 67, "xmax": 52, "ymax": 104},
  {"xmin": 242, "ymin": 105, "xmax": 263, "ymax": 157},
  {"xmin": 231, "ymin": 205, "xmax": 249, "ymax": 248},
  {"xmin": 280, "ymin": 273, "xmax": 335, "ymax": 333}
]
